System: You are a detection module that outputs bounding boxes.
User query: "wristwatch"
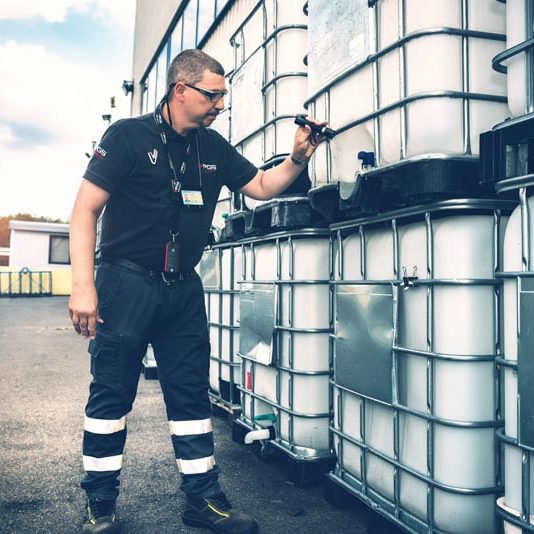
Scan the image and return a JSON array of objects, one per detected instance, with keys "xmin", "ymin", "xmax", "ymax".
[{"xmin": 290, "ymin": 155, "xmax": 308, "ymax": 166}]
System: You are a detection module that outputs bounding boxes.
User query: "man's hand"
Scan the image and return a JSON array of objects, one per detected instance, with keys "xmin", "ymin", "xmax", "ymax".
[
  {"xmin": 68, "ymin": 179, "xmax": 109, "ymax": 340},
  {"xmin": 292, "ymin": 117, "xmax": 329, "ymax": 163},
  {"xmin": 238, "ymin": 116, "xmax": 331, "ymax": 201},
  {"xmin": 69, "ymin": 285, "xmax": 103, "ymax": 339}
]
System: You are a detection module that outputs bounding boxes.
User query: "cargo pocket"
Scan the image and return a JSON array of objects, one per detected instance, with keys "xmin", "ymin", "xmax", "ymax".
[
  {"xmin": 88, "ymin": 329, "xmax": 124, "ymax": 386},
  {"xmin": 95, "ymin": 264, "xmax": 123, "ymax": 310}
]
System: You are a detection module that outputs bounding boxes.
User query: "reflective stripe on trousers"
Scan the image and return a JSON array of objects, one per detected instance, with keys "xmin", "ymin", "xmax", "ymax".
[
  {"xmin": 170, "ymin": 417, "xmax": 215, "ymax": 474},
  {"xmin": 81, "ymin": 263, "xmax": 220, "ymax": 500}
]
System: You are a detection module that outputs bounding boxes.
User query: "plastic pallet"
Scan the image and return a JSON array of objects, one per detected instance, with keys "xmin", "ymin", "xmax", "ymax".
[
  {"xmin": 248, "ymin": 196, "xmax": 327, "ymax": 234},
  {"xmin": 218, "ymin": 379, "xmax": 241, "ymax": 407},
  {"xmin": 480, "ymin": 113, "xmax": 534, "ymax": 193},
  {"xmin": 309, "ymin": 157, "xmax": 492, "ymax": 223},
  {"xmin": 219, "ymin": 211, "xmax": 251, "ymax": 242}
]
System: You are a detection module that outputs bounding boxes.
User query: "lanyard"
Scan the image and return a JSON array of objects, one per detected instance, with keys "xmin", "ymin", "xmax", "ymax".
[
  {"xmin": 153, "ymin": 98, "xmax": 205, "ymax": 237},
  {"xmin": 153, "ymin": 100, "xmax": 202, "ymax": 199}
]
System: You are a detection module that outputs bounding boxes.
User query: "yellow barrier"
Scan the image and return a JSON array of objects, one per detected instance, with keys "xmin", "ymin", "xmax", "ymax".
[
  {"xmin": 0, "ymin": 267, "xmax": 72, "ymax": 296},
  {"xmin": 51, "ymin": 269, "xmax": 72, "ymax": 296}
]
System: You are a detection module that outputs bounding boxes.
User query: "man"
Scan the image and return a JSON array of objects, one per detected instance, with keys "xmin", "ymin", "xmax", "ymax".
[{"xmin": 69, "ymin": 49, "xmax": 325, "ymax": 534}]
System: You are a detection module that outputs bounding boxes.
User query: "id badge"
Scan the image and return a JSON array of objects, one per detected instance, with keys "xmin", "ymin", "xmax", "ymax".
[{"xmin": 181, "ymin": 189, "xmax": 204, "ymax": 208}]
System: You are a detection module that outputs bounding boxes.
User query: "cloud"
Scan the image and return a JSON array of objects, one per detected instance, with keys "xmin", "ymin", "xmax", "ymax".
[
  {"xmin": 0, "ymin": 0, "xmax": 134, "ymax": 219},
  {"xmin": 1, "ymin": 122, "xmax": 55, "ymax": 149},
  {"xmin": 0, "ymin": 143, "xmax": 87, "ymax": 220},
  {"xmin": 89, "ymin": 1, "xmax": 135, "ymax": 33},
  {"xmin": 0, "ymin": 40, "xmax": 123, "ymax": 148},
  {"xmin": 0, "ymin": 0, "xmax": 134, "ymax": 31},
  {"xmin": 0, "ymin": 40, "xmax": 131, "ymax": 219},
  {"xmin": 0, "ymin": 0, "xmax": 79, "ymax": 22}
]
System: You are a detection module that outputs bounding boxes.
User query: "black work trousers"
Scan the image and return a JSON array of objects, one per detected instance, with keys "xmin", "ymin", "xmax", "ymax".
[{"xmin": 80, "ymin": 262, "xmax": 221, "ymax": 500}]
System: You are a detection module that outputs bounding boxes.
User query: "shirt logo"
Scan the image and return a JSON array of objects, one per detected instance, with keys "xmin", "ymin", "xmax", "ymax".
[
  {"xmin": 199, "ymin": 163, "xmax": 217, "ymax": 173},
  {"xmin": 93, "ymin": 146, "xmax": 107, "ymax": 159},
  {"xmin": 148, "ymin": 149, "xmax": 158, "ymax": 165}
]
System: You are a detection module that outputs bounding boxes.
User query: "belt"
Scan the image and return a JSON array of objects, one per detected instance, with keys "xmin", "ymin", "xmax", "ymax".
[{"xmin": 99, "ymin": 256, "xmax": 195, "ymax": 283}]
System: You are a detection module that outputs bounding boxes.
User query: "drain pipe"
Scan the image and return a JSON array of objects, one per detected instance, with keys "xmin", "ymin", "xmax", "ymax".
[
  {"xmin": 244, "ymin": 414, "xmax": 277, "ymax": 445},
  {"xmin": 244, "ymin": 426, "xmax": 275, "ymax": 444}
]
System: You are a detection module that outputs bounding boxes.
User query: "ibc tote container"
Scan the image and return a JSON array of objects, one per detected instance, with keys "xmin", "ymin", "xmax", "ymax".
[
  {"xmin": 478, "ymin": 0, "xmax": 534, "ymax": 195},
  {"xmin": 200, "ymin": 0, "xmax": 260, "ymax": 221},
  {"xmin": 305, "ymin": 0, "xmax": 508, "ymax": 214},
  {"xmin": 476, "ymin": 2, "xmax": 534, "ymax": 527},
  {"xmin": 200, "ymin": 0, "xmax": 260, "ymax": 76},
  {"xmin": 497, "ymin": 189, "xmax": 534, "ymax": 533},
  {"xmin": 232, "ymin": 228, "xmax": 334, "ymax": 480},
  {"xmin": 199, "ymin": 240, "xmax": 244, "ymax": 413},
  {"xmin": 201, "ymin": 0, "xmax": 259, "ymax": 145},
  {"xmin": 229, "ymin": 0, "xmax": 308, "ymax": 166},
  {"xmin": 492, "ymin": 0, "xmax": 534, "ymax": 119},
  {"xmin": 328, "ymin": 199, "xmax": 514, "ymax": 533},
  {"xmin": 491, "ymin": 3, "xmax": 534, "ymax": 524}
]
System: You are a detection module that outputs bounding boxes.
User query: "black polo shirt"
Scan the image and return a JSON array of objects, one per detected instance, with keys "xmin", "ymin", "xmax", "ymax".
[{"xmin": 84, "ymin": 112, "xmax": 257, "ymax": 271}]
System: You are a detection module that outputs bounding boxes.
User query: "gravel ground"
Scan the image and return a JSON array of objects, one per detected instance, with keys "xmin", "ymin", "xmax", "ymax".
[{"xmin": 0, "ymin": 297, "xmax": 402, "ymax": 534}]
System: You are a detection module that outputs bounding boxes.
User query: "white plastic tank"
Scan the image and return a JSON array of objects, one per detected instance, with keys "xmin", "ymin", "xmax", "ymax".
[
  {"xmin": 498, "ymin": 193, "xmax": 534, "ymax": 532},
  {"xmin": 230, "ymin": 0, "xmax": 308, "ymax": 166},
  {"xmin": 239, "ymin": 231, "xmax": 332, "ymax": 456},
  {"xmin": 307, "ymin": 0, "xmax": 508, "ymax": 185},
  {"xmin": 200, "ymin": 1, "xmax": 249, "ymax": 148},
  {"xmin": 200, "ymin": 0, "xmax": 259, "ymax": 74},
  {"xmin": 331, "ymin": 201, "xmax": 509, "ymax": 533},
  {"xmin": 504, "ymin": 0, "xmax": 532, "ymax": 118},
  {"xmin": 200, "ymin": 243, "xmax": 243, "ymax": 411},
  {"xmin": 210, "ymin": 107, "xmax": 231, "ymax": 142},
  {"xmin": 241, "ymin": 240, "xmax": 278, "ymax": 426},
  {"xmin": 200, "ymin": 1, "xmax": 254, "ymax": 146}
]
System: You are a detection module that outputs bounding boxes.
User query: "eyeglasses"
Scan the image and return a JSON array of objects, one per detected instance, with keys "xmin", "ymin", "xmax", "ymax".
[{"xmin": 184, "ymin": 83, "xmax": 228, "ymax": 103}]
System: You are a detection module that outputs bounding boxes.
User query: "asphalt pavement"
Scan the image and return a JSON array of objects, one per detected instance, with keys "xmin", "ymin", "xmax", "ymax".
[{"xmin": 0, "ymin": 297, "xmax": 402, "ymax": 534}]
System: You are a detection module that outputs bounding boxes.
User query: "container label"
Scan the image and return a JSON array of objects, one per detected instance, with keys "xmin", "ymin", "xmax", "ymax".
[{"xmin": 308, "ymin": 0, "xmax": 370, "ymax": 92}]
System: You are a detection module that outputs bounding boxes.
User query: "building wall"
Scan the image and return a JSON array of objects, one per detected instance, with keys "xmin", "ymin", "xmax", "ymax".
[
  {"xmin": 10, "ymin": 230, "xmax": 68, "ymax": 270},
  {"xmin": 132, "ymin": 0, "xmax": 184, "ymax": 114},
  {"xmin": 9, "ymin": 221, "xmax": 70, "ymax": 270},
  {"xmin": 11, "ymin": 231, "xmax": 44, "ymax": 269}
]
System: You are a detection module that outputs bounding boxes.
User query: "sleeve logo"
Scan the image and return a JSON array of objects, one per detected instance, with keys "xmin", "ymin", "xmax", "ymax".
[{"xmin": 93, "ymin": 146, "xmax": 107, "ymax": 159}]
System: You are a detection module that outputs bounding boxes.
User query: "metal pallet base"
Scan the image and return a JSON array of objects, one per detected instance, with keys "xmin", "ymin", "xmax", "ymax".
[
  {"xmin": 324, "ymin": 474, "xmax": 405, "ymax": 534},
  {"xmin": 232, "ymin": 418, "xmax": 336, "ymax": 487},
  {"xmin": 209, "ymin": 393, "xmax": 241, "ymax": 416}
]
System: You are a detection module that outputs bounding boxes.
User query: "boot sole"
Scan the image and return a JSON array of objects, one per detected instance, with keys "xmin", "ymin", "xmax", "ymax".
[
  {"xmin": 82, "ymin": 521, "xmax": 118, "ymax": 533},
  {"xmin": 182, "ymin": 513, "xmax": 259, "ymax": 534}
]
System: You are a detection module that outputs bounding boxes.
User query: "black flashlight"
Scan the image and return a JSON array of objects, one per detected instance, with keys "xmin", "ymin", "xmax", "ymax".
[{"xmin": 294, "ymin": 115, "xmax": 336, "ymax": 139}]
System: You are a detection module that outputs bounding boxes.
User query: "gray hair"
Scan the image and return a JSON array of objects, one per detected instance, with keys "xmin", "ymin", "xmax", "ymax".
[{"xmin": 167, "ymin": 49, "xmax": 225, "ymax": 92}]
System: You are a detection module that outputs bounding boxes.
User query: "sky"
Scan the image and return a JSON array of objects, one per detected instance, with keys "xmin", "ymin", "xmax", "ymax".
[{"xmin": 0, "ymin": 0, "xmax": 136, "ymax": 221}]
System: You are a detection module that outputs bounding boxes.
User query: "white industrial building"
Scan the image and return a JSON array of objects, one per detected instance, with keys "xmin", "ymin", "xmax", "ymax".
[{"xmin": 8, "ymin": 220, "xmax": 70, "ymax": 270}]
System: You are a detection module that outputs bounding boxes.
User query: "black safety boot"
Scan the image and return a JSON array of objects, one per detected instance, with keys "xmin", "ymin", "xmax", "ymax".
[
  {"xmin": 82, "ymin": 498, "xmax": 117, "ymax": 533},
  {"xmin": 182, "ymin": 492, "xmax": 259, "ymax": 534}
]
